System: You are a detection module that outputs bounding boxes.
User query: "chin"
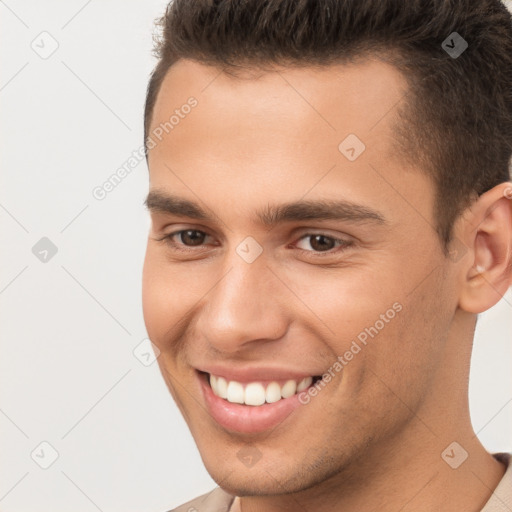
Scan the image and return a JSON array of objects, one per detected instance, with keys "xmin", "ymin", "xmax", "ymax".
[
  {"xmin": 203, "ymin": 451, "xmax": 339, "ymax": 497},
  {"xmin": 209, "ymin": 471, "xmax": 302, "ymax": 497}
]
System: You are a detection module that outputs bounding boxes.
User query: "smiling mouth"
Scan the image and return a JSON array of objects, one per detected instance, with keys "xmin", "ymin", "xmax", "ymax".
[{"xmin": 199, "ymin": 371, "xmax": 322, "ymax": 406}]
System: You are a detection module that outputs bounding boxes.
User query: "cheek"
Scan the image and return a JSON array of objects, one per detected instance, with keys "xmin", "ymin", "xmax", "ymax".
[
  {"xmin": 353, "ymin": 268, "xmax": 454, "ymax": 413},
  {"xmin": 141, "ymin": 246, "xmax": 214, "ymax": 348},
  {"xmin": 284, "ymin": 263, "xmax": 443, "ymax": 399},
  {"xmin": 142, "ymin": 248, "xmax": 182, "ymax": 346},
  {"xmin": 281, "ymin": 264, "xmax": 402, "ymax": 342}
]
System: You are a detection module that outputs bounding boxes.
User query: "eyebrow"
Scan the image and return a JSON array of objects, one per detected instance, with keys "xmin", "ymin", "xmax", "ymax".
[{"xmin": 144, "ymin": 190, "xmax": 387, "ymax": 227}]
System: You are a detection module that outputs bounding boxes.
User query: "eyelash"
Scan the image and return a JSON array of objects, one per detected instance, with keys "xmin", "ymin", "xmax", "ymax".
[{"xmin": 156, "ymin": 229, "xmax": 352, "ymax": 257}]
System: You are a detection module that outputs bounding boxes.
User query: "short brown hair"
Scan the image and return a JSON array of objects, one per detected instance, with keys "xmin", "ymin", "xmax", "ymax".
[{"xmin": 144, "ymin": 0, "xmax": 512, "ymax": 248}]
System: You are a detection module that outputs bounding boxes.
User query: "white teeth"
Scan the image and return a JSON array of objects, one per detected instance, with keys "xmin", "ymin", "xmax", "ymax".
[
  {"xmin": 265, "ymin": 382, "xmax": 282, "ymax": 403},
  {"xmin": 281, "ymin": 379, "xmax": 297, "ymax": 398},
  {"xmin": 216, "ymin": 376, "xmax": 228, "ymax": 399},
  {"xmin": 209, "ymin": 374, "xmax": 315, "ymax": 406},
  {"xmin": 226, "ymin": 381, "xmax": 245, "ymax": 404},
  {"xmin": 244, "ymin": 383, "xmax": 266, "ymax": 406},
  {"xmin": 209, "ymin": 374, "xmax": 228, "ymax": 399},
  {"xmin": 297, "ymin": 376, "xmax": 313, "ymax": 392}
]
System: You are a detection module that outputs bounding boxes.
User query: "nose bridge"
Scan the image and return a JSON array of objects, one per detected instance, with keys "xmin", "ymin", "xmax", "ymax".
[{"xmin": 199, "ymin": 251, "xmax": 287, "ymax": 350}]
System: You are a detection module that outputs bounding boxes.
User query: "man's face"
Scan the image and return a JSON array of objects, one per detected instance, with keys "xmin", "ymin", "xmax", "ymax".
[{"xmin": 142, "ymin": 58, "xmax": 460, "ymax": 494}]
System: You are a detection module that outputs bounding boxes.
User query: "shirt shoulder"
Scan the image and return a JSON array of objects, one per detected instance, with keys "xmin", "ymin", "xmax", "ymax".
[
  {"xmin": 481, "ymin": 452, "xmax": 512, "ymax": 512},
  {"xmin": 166, "ymin": 486, "xmax": 235, "ymax": 512}
]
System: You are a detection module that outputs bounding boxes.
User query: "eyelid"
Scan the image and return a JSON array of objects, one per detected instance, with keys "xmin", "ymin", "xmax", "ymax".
[
  {"xmin": 157, "ymin": 228, "xmax": 216, "ymax": 252},
  {"xmin": 294, "ymin": 233, "xmax": 350, "ymax": 252},
  {"xmin": 158, "ymin": 228, "xmax": 352, "ymax": 257},
  {"xmin": 292, "ymin": 233, "xmax": 353, "ymax": 260}
]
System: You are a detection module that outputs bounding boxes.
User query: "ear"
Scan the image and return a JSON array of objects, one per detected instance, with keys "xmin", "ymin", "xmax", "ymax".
[{"xmin": 456, "ymin": 182, "xmax": 512, "ymax": 314}]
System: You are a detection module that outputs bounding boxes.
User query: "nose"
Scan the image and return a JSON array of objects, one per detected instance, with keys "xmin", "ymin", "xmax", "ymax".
[{"xmin": 196, "ymin": 256, "xmax": 289, "ymax": 353}]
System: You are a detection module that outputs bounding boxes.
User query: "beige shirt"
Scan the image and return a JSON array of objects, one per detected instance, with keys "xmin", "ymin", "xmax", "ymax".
[{"xmin": 169, "ymin": 452, "xmax": 512, "ymax": 512}]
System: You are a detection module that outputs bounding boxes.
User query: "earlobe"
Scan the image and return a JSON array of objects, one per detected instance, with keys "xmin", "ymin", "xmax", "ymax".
[{"xmin": 457, "ymin": 182, "xmax": 512, "ymax": 314}]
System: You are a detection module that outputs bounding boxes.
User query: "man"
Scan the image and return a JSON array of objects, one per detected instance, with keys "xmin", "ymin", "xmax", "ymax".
[{"xmin": 141, "ymin": 0, "xmax": 512, "ymax": 510}]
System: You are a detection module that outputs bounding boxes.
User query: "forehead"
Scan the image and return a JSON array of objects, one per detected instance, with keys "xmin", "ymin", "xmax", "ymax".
[
  {"xmin": 149, "ymin": 56, "xmax": 409, "ymax": 145},
  {"xmin": 146, "ymin": 57, "xmax": 434, "ymax": 231}
]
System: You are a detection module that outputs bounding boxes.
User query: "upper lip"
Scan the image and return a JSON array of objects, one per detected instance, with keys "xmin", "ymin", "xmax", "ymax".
[{"xmin": 196, "ymin": 364, "xmax": 321, "ymax": 383}]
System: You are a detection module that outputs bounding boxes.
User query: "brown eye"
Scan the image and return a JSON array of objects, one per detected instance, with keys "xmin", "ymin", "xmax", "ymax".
[
  {"xmin": 308, "ymin": 234, "xmax": 336, "ymax": 252},
  {"xmin": 179, "ymin": 230, "xmax": 206, "ymax": 246},
  {"xmin": 294, "ymin": 233, "xmax": 352, "ymax": 257}
]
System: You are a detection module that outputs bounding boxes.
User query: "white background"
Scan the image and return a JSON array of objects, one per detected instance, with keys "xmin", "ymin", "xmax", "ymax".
[{"xmin": 1, "ymin": 1, "xmax": 511, "ymax": 511}]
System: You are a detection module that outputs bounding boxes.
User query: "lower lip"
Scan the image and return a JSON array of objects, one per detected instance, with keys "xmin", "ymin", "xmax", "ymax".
[{"xmin": 198, "ymin": 372, "xmax": 308, "ymax": 434}]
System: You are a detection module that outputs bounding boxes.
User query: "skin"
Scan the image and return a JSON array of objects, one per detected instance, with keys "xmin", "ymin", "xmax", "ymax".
[{"xmin": 142, "ymin": 57, "xmax": 512, "ymax": 511}]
